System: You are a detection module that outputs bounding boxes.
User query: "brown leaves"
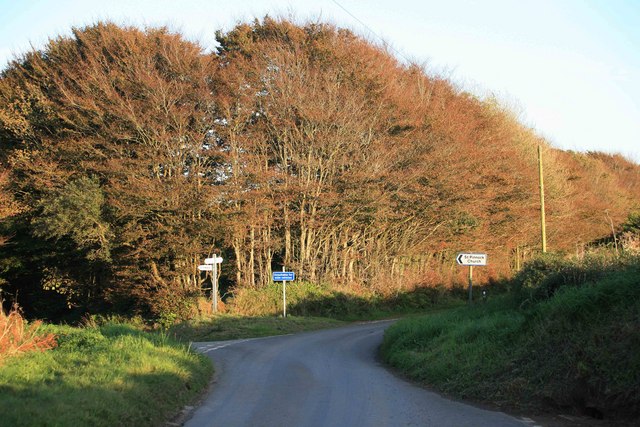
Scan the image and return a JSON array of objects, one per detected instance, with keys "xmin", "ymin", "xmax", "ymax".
[{"xmin": 0, "ymin": 304, "xmax": 57, "ymax": 364}]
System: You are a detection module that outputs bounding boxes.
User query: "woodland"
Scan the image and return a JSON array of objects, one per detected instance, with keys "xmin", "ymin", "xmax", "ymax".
[{"xmin": 0, "ymin": 18, "xmax": 639, "ymax": 321}]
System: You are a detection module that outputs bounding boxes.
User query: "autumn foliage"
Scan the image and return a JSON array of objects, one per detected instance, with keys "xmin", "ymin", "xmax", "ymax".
[{"xmin": 0, "ymin": 18, "xmax": 638, "ymax": 320}]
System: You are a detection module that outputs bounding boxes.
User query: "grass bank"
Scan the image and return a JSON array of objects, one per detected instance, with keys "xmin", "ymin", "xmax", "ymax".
[
  {"xmin": 0, "ymin": 320, "xmax": 212, "ymax": 427},
  {"xmin": 381, "ymin": 253, "xmax": 640, "ymax": 421},
  {"xmin": 168, "ymin": 314, "xmax": 344, "ymax": 342},
  {"xmin": 226, "ymin": 281, "xmax": 463, "ymax": 320}
]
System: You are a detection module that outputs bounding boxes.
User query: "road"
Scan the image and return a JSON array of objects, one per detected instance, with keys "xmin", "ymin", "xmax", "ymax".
[{"xmin": 184, "ymin": 320, "xmax": 526, "ymax": 427}]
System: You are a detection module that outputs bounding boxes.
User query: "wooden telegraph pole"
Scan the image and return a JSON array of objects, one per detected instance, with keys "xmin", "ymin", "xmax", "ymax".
[{"xmin": 538, "ymin": 145, "xmax": 547, "ymax": 253}]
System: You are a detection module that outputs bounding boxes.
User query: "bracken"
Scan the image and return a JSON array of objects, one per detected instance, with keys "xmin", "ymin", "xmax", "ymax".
[{"xmin": 0, "ymin": 304, "xmax": 57, "ymax": 364}]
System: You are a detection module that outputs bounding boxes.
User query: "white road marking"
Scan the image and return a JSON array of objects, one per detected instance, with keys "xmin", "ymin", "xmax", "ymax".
[
  {"xmin": 520, "ymin": 417, "xmax": 543, "ymax": 426},
  {"xmin": 192, "ymin": 334, "xmax": 293, "ymax": 353}
]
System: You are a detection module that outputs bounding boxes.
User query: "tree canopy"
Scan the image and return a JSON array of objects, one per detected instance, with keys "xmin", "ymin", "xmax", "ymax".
[{"xmin": 1, "ymin": 18, "xmax": 638, "ymax": 320}]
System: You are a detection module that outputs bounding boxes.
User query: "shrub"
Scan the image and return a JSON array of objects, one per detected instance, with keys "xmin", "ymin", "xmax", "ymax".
[
  {"xmin": 511, "ymin": 253, "xmax": 570, "ymax": 293},
  {"xmin": 226, "ymin": 282, "xmax": 330, "ymax": 317},
  {"xmin": 511, "ymin": 252, "xmax": 637, "ymax": 306},
  {"xmin": 147, "ymin": 285, "xmax": 200, "ymax": 326}
]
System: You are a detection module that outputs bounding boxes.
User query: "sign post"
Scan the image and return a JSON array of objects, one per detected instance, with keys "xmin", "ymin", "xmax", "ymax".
[
  {"xmin": 282, "ymin": 266, "xmax": 286, "ymax": 318},
  {"xmin": 456, "ymin": 253, "xmax": 487, "ymax": 304},
  {"xmin": 199, "ymin": 255, "xmax": 223, "ymax": 313},
  {"xmin": 272, "ymin": 268, "xmax": 295, "ymax": 317},
  {"xmin": 468, "ymin": 265, "xmax": 473, "ymax": 305}
]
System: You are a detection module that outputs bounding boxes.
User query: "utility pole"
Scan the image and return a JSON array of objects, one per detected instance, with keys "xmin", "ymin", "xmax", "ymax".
[{"xmin": 538, "ymin": 145, "xmax": 547, "ymax": 253}]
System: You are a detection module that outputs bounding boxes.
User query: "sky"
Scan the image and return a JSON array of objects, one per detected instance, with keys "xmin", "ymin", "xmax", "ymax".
[{"xmin": 1, "ymin": 0, "xmax": 639, "ymax": 162}]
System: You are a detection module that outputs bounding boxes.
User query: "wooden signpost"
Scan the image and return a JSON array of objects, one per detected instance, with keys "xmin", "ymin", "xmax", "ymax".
[{"xmin": 198, "ymin": 255, "xmax": 223, "ymax": 313}]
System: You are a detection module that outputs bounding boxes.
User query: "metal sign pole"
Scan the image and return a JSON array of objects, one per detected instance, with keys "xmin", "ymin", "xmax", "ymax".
[
  {"xmin": 468, "ymin": 265, "xmax": 473, "ymax": 304},
  {"xmin": 282, "ymin": 266, "xmax": 286, "ymax": 318}
]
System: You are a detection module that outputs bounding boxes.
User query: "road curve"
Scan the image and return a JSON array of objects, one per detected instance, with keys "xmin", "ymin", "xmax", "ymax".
[{"xmin": 185, "ymin": 320, "xmax": 525, "ymax": 427}]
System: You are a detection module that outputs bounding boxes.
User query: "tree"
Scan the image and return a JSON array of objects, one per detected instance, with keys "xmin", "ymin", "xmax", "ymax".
[
  {"xmin": 0, "ymin": 23, "xmax": 222, "ymax": 318},
  {"xmin": 1, "ymin": 18, "xmax": 639, "ymax": 320}
]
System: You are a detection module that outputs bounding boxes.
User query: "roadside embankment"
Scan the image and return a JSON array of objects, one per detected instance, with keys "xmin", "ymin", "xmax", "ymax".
[{"xmin": 381, "ymin": 253, "xmax": 640, "ymax": 423}]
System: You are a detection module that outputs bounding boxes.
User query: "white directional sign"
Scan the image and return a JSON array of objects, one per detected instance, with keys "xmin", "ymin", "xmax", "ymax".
[
  {"xmin": 456, "ymin": 253, "xmax": 488, "ymax": 266},
  {"xmin": 198, "ymin": 264, "xmax": 214, "ymax": 271},
  {"xmin": 204, "ymin": 257, "xmax": 223, "ymax": 264}
]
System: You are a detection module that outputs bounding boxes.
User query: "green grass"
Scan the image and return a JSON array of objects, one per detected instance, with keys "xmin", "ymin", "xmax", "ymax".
[
  {"xmin": 382, "ymin": 298, "xmax": 528, "ymax": 401},
  {"xmin": 0, "ymin": 321, "xmax": 212, "ymax": 427},
  {"xmin": 0, "ymin": 308, "xmax": 392, "ymax": 426},
  {"xmin": 227, "ymin": 280, "xmax": 462, "ymax": 320},
  {"xmin": 381, "ymin": 253, "xmax": 640, "ymax": 419},
  {"xmin": 168, "ymin": 314, "xmax": 345, "ymax": 342}
]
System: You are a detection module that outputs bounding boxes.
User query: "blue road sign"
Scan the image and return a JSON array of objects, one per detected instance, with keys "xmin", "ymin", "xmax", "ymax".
[{"xmin": 273, "ymin": 271, "xmax": 295, "ymax": 281}]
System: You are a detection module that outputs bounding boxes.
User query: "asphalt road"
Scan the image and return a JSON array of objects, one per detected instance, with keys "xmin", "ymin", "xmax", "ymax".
[{"xmin": 184, "ymin": 320, "xmax": 526, "ymax": 427}]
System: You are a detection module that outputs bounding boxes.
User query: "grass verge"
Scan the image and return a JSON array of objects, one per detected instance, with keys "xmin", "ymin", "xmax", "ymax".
[
  {"xmin": 168, "ymin": 314, "xmax": 345, "ymax": 342},
  {"xmin": 0, "ymin": 320, "xmax": 212, "ymax": 427},
  {"xmin": 381, "ymin": 253, "xmax": 640, "ymax": 421},
  {"xmin": 226, "ymin": 281, "xmax": 463, "ymax": 320}
]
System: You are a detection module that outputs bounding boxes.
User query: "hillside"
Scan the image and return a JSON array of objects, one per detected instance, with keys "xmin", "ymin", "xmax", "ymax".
[{"xmin": 0, "ymin": 18, "xmax": 639, "ymax": 320}]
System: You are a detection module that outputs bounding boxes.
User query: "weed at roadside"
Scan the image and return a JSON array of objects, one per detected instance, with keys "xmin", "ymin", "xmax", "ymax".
[{"xmin": 0, "ymin": 304, "xmax": 57, "ymax": 364}]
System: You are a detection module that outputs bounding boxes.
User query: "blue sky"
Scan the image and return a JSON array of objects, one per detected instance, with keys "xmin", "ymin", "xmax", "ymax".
[{"xmin": 1, "ymin": 0, "xmax": 638, "ymax": 162}]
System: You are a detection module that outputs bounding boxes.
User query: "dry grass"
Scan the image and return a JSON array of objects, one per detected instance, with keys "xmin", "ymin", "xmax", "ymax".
[{"xmin": 0, "ymin": 304, "xmax": 57, "ymax": 364}]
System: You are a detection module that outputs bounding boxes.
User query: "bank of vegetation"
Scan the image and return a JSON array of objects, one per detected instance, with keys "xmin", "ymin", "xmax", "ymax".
[
  {"xmin": 2, "ymin": 305, "xmax": 371, "ymax": 426},
  {"xmin": 382, "ymin": 231, "xmax": 640, "ymax": 421},
  {"xmin": 1, "ymin": 18, "xmax": 639, "ymax": 324},
  {"xmin": 0, "ymin": 314, "xmax": 212, "ymax": 426}
]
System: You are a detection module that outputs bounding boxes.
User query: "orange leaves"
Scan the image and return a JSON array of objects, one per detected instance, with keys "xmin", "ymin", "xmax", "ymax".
[{"xmin": 0, "ymin": 304, "xmax": 57, "ymax": 364}]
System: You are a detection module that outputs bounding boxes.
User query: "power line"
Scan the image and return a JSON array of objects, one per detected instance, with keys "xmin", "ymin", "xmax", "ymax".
[{"xmin": 329, "ymin": 0, "xmax": 413, "ymax": 64}]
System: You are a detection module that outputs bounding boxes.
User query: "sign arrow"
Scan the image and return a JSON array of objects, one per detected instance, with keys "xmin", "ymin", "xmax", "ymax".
[{"xmin": 456, "ymin": 253, "xmax": 488, "ymax": 266}]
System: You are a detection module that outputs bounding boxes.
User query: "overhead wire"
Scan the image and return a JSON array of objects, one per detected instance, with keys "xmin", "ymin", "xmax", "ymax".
[{"xmin": 328, "ymin": 0, "xmax": 414, "ymax": 64}]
